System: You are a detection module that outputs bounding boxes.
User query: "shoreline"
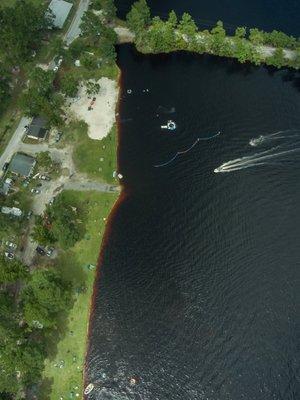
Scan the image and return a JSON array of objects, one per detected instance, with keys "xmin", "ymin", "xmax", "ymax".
[
  {"xmin": 113, "ymin": 24, "xmax": 299, "ymax": 70},
  {"xmin": 82, "ymin": 67, "xmax": 125, "ymax": 398}
]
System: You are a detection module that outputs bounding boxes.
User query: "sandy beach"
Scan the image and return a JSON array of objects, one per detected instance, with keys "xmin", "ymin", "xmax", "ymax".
[{"xmin": 69, "ymin": 77, "xmax": 118, "ymax": 140}]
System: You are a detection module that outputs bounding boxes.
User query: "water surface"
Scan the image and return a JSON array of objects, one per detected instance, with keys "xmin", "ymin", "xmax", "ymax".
[{"xmin": 86, "ymin": 1, "xmax": 300, "ymax": 399}]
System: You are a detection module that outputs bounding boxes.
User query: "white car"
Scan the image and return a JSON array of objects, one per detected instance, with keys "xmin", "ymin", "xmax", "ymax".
[
  {"xmin": 31, "ymin": 188, "xmax": 41, "ymax": 194},
  {"xmin": 5, "ymin": 241, "xmax": 17, "ymax": 250},
  {"xmin": 5, "ymin": 252, "xmax": 14, "ymax": 260}
]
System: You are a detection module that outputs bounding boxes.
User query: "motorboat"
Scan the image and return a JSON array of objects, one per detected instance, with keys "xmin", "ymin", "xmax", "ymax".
[
  {"xmin": 161, "ymin": 120, "xmax": 176, "ymax": 131},
  {"xmin": 84, "ymin": 383, "xmax": 94, "ymax": 395}
]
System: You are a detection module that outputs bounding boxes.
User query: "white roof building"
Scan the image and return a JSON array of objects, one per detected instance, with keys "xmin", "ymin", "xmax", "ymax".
[
  {"xmin": 48, "ymin": 0, "xmax": 73, "ymax": 29},
  {"xmin": 1, "ymin": 207, "xmax": 23, "ymax": 217}
]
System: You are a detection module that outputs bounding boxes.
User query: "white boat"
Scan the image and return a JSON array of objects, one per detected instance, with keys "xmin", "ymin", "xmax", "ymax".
[
  {"xmin": 84, "ymin": 383, "xmax": 94, "ymax": 395},
  {"xmin": 161, "ymin": 120, "xmax": 176, "ymax": 131}
]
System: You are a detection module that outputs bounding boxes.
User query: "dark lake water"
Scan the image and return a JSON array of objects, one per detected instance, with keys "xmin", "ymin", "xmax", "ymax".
[{"xmin": 85, "ymin": 1, "xmax": 300, "ymax": 399}]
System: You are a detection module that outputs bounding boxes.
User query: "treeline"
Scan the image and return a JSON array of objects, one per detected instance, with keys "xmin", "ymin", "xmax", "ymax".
[
  {"xmin": 0, "ymin": 192, "xmax": 88, "ymax": 399},
  {"xmin": 0, "ymin": 0, "xmax": 52, "ymax": 115},
  {"xmin": 0, "ymin": 260, "xmax": 72, "ymax": 399},
  {"xmin": 126, "ymin": 0, "xmax": 300, "ymax": 69}
]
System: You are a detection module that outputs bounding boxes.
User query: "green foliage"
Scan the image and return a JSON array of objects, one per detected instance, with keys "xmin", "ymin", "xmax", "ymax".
[
  {"xmin": 31, "ymin": 215, "xmax": 56, "ymax": 246},
  {"xmin": 80, "ymin": 10, "xmax": 103, "ymax": 44},
  {"xmin": 0, "ymin": 255, "xmax": 29, "ymax": 284},
  {"xmin": 248, "ymin": 28, "xmax": 265, "ymax": 45},
  {"xmin": 146, "ymin": 16, "xmax": 176, "ymax": 52},
  {"xmin": 235, "ymin": 26, "xmax": 246, "ymax": 38},
  {"xmin": 60, "ymin": 73, "xmax": 79, "ymax": 97},
  {"xmin": 19, "ymin": 67, "xmax": 63, "ymax": 126},
  {"xmin": 126, "ymin": 0, "xmax": 151, "ymax": 34},
  {"xmin": 266, "ymin": 47, "xmax": 286, "ymax": 68},
  {"xmin": 22, "ymin": 268, "xmax": 72, "ymax": 328},
  {"xmin": 85, "ymin": 80, "xmax": 100, "ymax": 96},
  {"xmin": 178, "ymin": 12, "xmax": 197, "ymax": 36},
  {"xmin": 80, "ymin": 53, "xmax": 98, "ymax": 69},
  {"xmin": 0, "ymin": 0, "xmax": 53, "ymax": 65},
  {"xmin": 168, "ymin": 10, "xmax": 178, "ymax": 29},
  {"xmin": 0, "ymin": 64, "xmax": 11, "ymax": 113},
  {"xmin": 36, "ymin": 151, "xmax": 52, "ymax": 169},
  {"xmin": 98, "ymin": 0, "xmax": 117, "ymax": 22},
  {"xmin": 69, "ymin": 38, "xmax": 88, "ymax": 60},
  {"xmin": 263, "ymin": 30, "xmax": 297, "ymax": 49},
  {"xmin": 100, "ymin": 39, "xmax": 117, "ymax": 62}
]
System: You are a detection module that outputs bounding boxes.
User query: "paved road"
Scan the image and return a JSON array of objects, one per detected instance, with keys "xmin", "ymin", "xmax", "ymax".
[
  {"xmin": 64, "ymin": 0, "xmax": 90, "ymax": 45},
  {"xmin": 0, "ymin": 116, "xmax": 30, "ymax": 176}
]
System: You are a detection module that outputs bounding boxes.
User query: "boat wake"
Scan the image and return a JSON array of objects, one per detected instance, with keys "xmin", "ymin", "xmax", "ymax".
[
  {"xmin": 214, "ymin": 145, "xmax": 300, "ymax": 173},
  {"xmin": 249, "ymin": 129, "xmax": 299, "ymax": 146},
  {"xmin": 154, "ymin": 131, "xmax": 221, "ymax": 168}
]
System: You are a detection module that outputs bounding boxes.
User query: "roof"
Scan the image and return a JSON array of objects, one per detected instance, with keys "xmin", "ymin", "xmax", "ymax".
[
  {"xmin": 0, "ymin": 182, "xmax": 10, "ymax": 196},
  {"xmin": 48, "ymin": 0, "xmax": 73, "ymax": 29},
  {"xmin": 8, "ymin": 153, "xmax": 36, "ymax": 177},
  {"xmin": 27, "ymin": 116, "xmax": 48, "ymax": 139}
]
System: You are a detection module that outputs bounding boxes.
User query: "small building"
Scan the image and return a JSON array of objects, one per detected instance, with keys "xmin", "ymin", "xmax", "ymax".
[
  {"xmin": 0, "ymin": 178, "xmax": 13, "ymax": 196},
  {"xmin": 1, "ymin": 206, "xmax": 22, "ymax": 217},
  {"xmin": 8, "ymin": 153, "xmax": 36, "ymax": 178},
  {"xmin": 25, "ymin": 117, "xmax": 48, "ymax": 141},
  {"xmin": 48, "ymin": 0, "xmax": 73, "ymax": 29}
]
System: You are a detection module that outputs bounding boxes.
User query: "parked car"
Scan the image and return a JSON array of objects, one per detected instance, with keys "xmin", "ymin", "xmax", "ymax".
[
  {"xmin": 2, "ymin": 162, "xmax": 9, "ymax": 171},
  {"xmin": 39, "ymin": 175, "xmax": 51, "ymax": 181},
  {"xmin": 5, "ymin": 241, "xmax": 17, "ymax": 250},
  {"xmin": 27, "ymin": 211, "xmax": 33, "ymax": 220},
  {"xmin": 36, "ymin": 246, "xmax": 45, "ymax": 256},
  {"xmin": 46, "ymin": 247, "xmax": 54, "ymax": 257},
  {"xmin": 5, "ymin": 252, "xmax": 14, "ymax": 260},
  {"xmin": 31, "ymin": 188, "xmax": 41, "ymax": 194},
  {"xmin": 55, "ymin": 132, "xmax": 62, "ymax": 142}
]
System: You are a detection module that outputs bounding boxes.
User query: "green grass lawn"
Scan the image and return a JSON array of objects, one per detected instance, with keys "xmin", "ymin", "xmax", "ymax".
[
  {"xmin": 42, "ymin": 190, "xmax": 118, "ymax": 400},
  {"xmin": 63, "ymin": 120, "xmax": 118, "ymax": 184}
]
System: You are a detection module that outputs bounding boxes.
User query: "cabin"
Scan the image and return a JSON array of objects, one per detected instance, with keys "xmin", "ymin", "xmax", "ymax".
[
  {"xmin": 25, "ymin": 117, "xmax": 48, "ymax": 141},
  {"xmin": 48, "ymin": 0, "xmax": 73, "ymax": 29},
  {"xmin": 8, "ymin": 153, "xmax": 36, "ymax": 178}
]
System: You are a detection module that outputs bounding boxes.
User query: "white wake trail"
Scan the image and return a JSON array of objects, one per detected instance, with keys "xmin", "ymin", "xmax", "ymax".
[
  {"xmin": 215, "ymin": 147, "xmax": 300, "ymax": 173},
  {"xmin": 249, "ymin": 129, "xmax": 300, "ymax": 147}
]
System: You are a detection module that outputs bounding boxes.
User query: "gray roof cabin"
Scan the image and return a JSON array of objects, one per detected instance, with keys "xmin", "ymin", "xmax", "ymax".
[
  {"xmin": 8, "ymin": 153, "xmax": 36, "ymax": 178},
  {"xmin": 48, "ymin": 0, "xmax": 73, "ymax": 29}
]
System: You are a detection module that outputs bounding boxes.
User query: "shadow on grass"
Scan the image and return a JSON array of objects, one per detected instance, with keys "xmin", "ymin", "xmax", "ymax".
[
  {"xmin": 37, "ymin": 377, "xmax": 54, "ymax": 400},
  {"xmin": 36, "ymin": 250, "xmax": 89, "ymax": 398}
]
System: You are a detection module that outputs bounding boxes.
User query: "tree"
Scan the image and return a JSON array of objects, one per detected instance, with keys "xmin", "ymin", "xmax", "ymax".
[
  {"xmin": 91, "ymin": 0, "xmax": 117, "ymax": 21},
  {"xmin": 235, "ymin": 26, "xmax": 246, "ymax": 39},
  {"xmin": 19, "ymin": 67, "xmax": 63, "ymax": 125},
  {"xmin": 0, "ymin": 64, "xmax": 11, "ymax": 113},
  {"xmin": 211, "ymin": 20, "xmax": 226, "ymax": 38},
  {"xmin": 101, "ymin": 0, "xmax": 117, "ymax": 22},
  {"xmin": 249, "ymin": 28, "xmax": 265, "ymax": 45},
  {"xmin": 0, "ymin": 0, "xmax": 53, "ymax": 65},
  {"xmin": 86, "ymin": 80, "xmax": 100, "ymax": 96},
  {"xmin": 31, "ymin": 215, "xmax": 56, "ymax": 246},
  {"xmin": 69, "ymin": 38, "xmax": 87, "ymax": 59},
  {"xmin": 126, "ymin": 0, "xmax": 151, "ymax": 34},
  {"xmin": 0, "ymin": 256, "xmax": 29, "ymax": 284},
  {"xmin": 80, "ymin": 10, "xmax": 103, "ymax": 44},
  {"xmin": 0, "ymin": 335, "xmax": 45, "ymax": 394},
  {"xmin": 168, "ymin": 10, "xmax": 178, "ymax": 29},
  {"xmin": 60, "ymin": 74, "xmax": 79, "ymax": 97},
  {"xmin": 178, "ymin": 12, "xmax": 198, "ymax": 36},
  {"xmin": 101, "ymin": 39, "xmax": 117, "ymax": 62},
  {"xmin": 266, "ymin": 47, "xmax": 286, "ymax": 68},
  {"xmin": 22, "ymin": 268, "xmax": 71, "ymax": 328},
  {"xmin": 80, "ymin": 53, "xmax": 98, "ymax": 69}
]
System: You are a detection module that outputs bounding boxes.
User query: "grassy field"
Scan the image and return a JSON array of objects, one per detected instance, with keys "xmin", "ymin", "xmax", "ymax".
[
  {"xmin": 42, "ymin": 190, "xmax": 118, "ymax": 400},
  {"xmin": 63, "ymin": 120, "xmax": 118, "ymax": 184}
]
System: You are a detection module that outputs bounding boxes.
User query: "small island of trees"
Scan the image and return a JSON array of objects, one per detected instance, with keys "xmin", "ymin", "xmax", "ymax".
[{"xmin": 126, "ymin": 0, "xmax": 300, "ymax": 69}]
